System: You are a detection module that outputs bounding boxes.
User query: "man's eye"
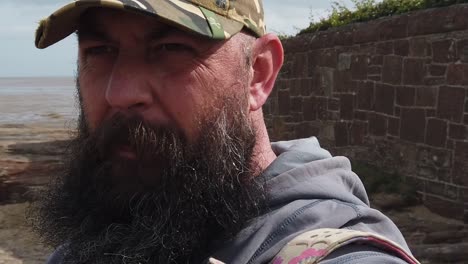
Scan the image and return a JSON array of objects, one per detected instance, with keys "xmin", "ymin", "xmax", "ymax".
[{"xmin": 84, "ymin": 45, "xmax": 117, "ymax": 56}]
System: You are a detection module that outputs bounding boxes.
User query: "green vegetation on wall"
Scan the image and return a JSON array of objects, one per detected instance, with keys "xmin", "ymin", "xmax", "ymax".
[
  {"xmin": 352, "ymin": 161, "xmax": 419, "ymax": 205},
  {"xmin": 300, "ymin": 0, "xmax": 468, "ymax": 34}
]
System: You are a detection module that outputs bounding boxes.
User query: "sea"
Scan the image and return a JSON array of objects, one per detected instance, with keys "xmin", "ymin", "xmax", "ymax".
[{"xmin": 0, "ymin": 77, "xmax": 78, "ymax": 127}]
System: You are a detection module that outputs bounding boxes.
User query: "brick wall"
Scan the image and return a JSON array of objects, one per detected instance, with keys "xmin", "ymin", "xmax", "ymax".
[{"xmin": 265, "ymin": 4, "xmax": 468, "ymax": 221}]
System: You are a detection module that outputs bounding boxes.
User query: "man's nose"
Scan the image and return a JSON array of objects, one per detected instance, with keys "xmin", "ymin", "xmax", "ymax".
[{"xmin": 105, "ymin": 54, "xmax": 153, "ymax": 112}]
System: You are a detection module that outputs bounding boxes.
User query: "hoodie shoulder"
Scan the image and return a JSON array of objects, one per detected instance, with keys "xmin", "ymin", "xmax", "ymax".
[{"xmin": 46, "ymin": 246, "xmax": 66, "ymax": 264}]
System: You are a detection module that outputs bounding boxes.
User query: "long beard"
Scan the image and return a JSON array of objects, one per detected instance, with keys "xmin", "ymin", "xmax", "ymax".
[{"xmin": 31, "ymin": 100, "xmax": 267, "ymax": 264}]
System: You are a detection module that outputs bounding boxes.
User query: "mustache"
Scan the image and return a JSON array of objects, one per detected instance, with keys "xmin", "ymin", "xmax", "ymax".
[{"xmin": 91, "ymin": 113, "xmax": 186, "ymax": 162}]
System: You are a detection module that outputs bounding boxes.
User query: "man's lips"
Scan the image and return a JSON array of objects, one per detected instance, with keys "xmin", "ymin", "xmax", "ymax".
[{"xmin": 116, "ymin": 145, "xmax": 137, "ymax": 160}]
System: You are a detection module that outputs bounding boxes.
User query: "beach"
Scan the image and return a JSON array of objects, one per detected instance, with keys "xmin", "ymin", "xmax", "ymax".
[{"xmin": 0, "ymin": 77, "xmax": 75, "ymax": 263}]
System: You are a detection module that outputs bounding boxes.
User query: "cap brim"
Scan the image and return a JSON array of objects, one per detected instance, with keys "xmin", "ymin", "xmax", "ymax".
[{"xmin": 35, "ymin": 0, "xmax": 244, "ymax": 49}]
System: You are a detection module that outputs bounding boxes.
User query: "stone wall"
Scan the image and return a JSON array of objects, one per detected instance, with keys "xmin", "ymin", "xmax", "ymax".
[{"xmin": 264, "ymin": 4, "xmax": 468, "ymax": 221}]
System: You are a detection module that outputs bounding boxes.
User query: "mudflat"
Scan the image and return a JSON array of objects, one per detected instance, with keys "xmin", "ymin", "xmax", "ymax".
[
  {"xmin": 0, "ymin": 122, "xmax": 71, "ymax": 264},
  {"xmin": 0, "ymin": 77, "xmax": 75, "ymax": 263}
]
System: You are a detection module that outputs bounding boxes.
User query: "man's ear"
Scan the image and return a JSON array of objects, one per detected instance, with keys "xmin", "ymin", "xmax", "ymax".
[{"xmin": 249, "ymin": 34, "xmax": 284, "ymax": 111}]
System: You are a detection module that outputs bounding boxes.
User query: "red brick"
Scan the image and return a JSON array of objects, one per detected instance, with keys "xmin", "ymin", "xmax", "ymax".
[
  {"xmin": 353, "ymin": 21, "xmax": 380, "ymax": 44},
  {"xmin": 295, "ymin": 122, "xmax": 320, "ymax": 139},
  {"xmin": 379, "ymin": 15, "xmax": 408, "ymax": 40},
  {"xmin": 403, "ymin": 58, "xmax": 426, "ymax": 85},
  {"xmin": 429, "ymin": 64, "xmax": 447, "ymax": 77},
  {"xmin": 401, "ymin": 108, "xmax": 426, "ymax": 143},
  {"xmin": 408, "ymin": 6, "xmax": 468, "ymax": 36},
  {"xmin": 395, "ymin": 106, "xmax": 401, "ymax": 116},
  {"xmin": 321, "ymin": 49, "xmax": 338, "ymax": 68},
  {"xmin": 308, "ymin": 51, "xmax": 319, "ymax": 76},
  {"xmin": 317, "ymin": 97, "xmax": 328, "ymax": 120},
  {"xmin": 424, "ymin": 77, "xmax": 445, "ymax": 86},
  {"xmin": 301, "ymin": 78, "xmax": 313, "ymax": 96},
  {"xmin": 396, "ymin": 86, "xmax": 415, "ymax": 106},
  {"xmin": 327, "ymin": 111, "xmax": 340, "ymax": 121},
  {"xmin": 376, "ymin": 41, "xmax": 394, "ymax": 55},
  {"xmin": 370, "ymin": 55, "xmax": 383, "ymax": 65},
  {"xmin": 316, "ymin": 66, "xmax": 335, "ymax": 95},
  {"xmin": 369, "ymin": 113, "xmax": 387, "ymax": 136},
  {"xmin": 290, "ymin": 97, "xmax": 303, "ymax": 113},
  {"xmin": 278, "ymin": 90, "xmax": 290, "ymax": 115},
  {"xmin": 437, "ymin": 86, "xmax": 466, "ymax": 123},
  {"xmin": 354, "ymin": 110, "xmax": 368, "ymax": 120},
  {"xmin": 359, "ymin": 44, "xmax": 376, "ymax": 54},
  {"xmin": 328, "ymin": 98, "xmax": 340, "ymax": 111},
  {"xmin": 334, "ymin": 71, "xmax": 353, "ymax": 93},
  {"xmin": 388, "ymin": 117, "xmax": 400, "ymax": 136},
  {"xmin": 453, "ymin": 141, "xmax": 468, "ymax": 186},
  {"xmin": 290, "ymin": 79, "xmax": 302, "ymax": 96},
  {"xmin": 449, "ymin": 123, "xmax": 467, "ymax": 140},
  {"xmin": 335, "ymin": 121, "xmax": 349, "ymax": 146},
  {"xmin": 426, "ymin": 109, "xmax": 436, "ymax": 118},
  {"xmin": 416, "ymin": 87, "xmax": 437, "ymax": 107},
  {"xmin": 333, "ymin": 30, "xmax": 354, "ymax": 47},
  {"xmin": 351, "ymin": 55, "xmax": 369, "ymax": 80},
  {"xmin": 410, "ymin": 37, "xmax": 430, "ymax": 57},
  {"xmin": 425, "ymin": 118, "xmax": 448, "ymax": 147},
  {"xmin": 291, "ymin": 52, "xmax": 308, "ymax": 78},
  {"xmin": 368, "ymin": 66, "xmax": 381, "ymax": 75},
  {"xmin": 350, "ymin": 121, "xmax": 368, "ymax": 145},
  {"xmin": 382, "ymin": 56, "xmax": 403, "ymax": 85},
  {"xmin": 432, "ymin": 39, "xmax": 457, "ymax": 63},
  {"xmin": 375, "ymin": 83, "xmax": 395, "ymax": 115},
  {"xmin": 303, "ymin": 97, "xmax": 317, "ymax": 121},
  {"xmin": 447, "ymin": 64, "xmax": 468, "ymax": 86},
  {"xmin": 447, "ymin": 139, "xmax": 454, "ymax": 149},
  {"xmin": 394, "ymin": 39, "xmax": 409, "ymax": 56},
  {"xmin": 340, "ymin": 94, "xmax": 355, "ymax": 120},
  {"xmin": 356, "ymin": 81, "xmax": 374, "ymax": 110},
  {"xmin": 457, "ymin": 39, "xmax": 468, "ymax": 63}
]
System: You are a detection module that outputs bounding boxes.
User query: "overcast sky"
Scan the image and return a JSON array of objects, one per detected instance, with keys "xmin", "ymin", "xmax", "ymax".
[{"xmin": 0, "ymin": 0, "xmax": 354, "ymax": 77}]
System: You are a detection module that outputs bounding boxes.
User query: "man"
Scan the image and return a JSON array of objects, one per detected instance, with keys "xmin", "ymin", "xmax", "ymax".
[{"xmin": 33, "ymin": 0, "xmax": 419, "ymax": 263}]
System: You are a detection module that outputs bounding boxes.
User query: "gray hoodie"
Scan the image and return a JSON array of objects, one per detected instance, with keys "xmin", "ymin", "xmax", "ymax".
[
  {"xmin": 47, "ymin": 137, "xmax": 412, "ymax": 264},
  {"xmin": 209, "ymin": 137, "xmax": 413, "ymax": 264}
]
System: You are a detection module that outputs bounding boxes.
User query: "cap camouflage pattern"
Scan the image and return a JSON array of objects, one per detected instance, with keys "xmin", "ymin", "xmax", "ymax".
[{"xmin": 35, "ymin": 0, "xmax": 266, "ymax": 49}]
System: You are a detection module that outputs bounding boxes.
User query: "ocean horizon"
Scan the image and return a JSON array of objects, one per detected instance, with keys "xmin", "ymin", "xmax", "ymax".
[{"xmin": 0, "ymin": 76, "xmax": 78, "ymax": 126}]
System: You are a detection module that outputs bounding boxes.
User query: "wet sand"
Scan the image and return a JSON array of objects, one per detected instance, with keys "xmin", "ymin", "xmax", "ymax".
[{"xmin": 0, "ymin": 120, "xmax": 72, "ymax": 263}]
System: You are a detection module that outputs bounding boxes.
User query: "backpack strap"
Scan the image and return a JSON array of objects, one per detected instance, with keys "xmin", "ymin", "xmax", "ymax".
[{"xmin": 270, "ymin": 228, "xmax": 420, "ymax": 264}]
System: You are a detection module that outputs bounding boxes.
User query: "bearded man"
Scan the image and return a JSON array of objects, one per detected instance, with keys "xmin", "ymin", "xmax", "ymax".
[{"xmin": 33, "ymin": 1, "xmax": 419, "ymax": 263}]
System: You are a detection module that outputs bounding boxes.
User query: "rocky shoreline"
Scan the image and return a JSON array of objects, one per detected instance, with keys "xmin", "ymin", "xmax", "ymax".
[
  {"xmin": 0, "ymin": 123, "xmax": 467, "ymax": 264},
  {"xmin": 0, "ymin": 123, "xmax": 72, "ymax": 264}
]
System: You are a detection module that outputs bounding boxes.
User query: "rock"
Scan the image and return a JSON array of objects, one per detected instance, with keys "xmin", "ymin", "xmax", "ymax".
[
  {"xmin": 412, "ymin": 243, "xmax": 468, "ymax": 263},
  {"xmin": 423, "ymin": 230, "xmax": 468, "ymax": 244}
]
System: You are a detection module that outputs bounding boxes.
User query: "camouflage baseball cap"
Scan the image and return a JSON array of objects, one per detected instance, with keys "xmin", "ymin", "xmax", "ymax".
[{"xmin": 35, "ymin": 0, "xmax": 266, "ymax": 49}]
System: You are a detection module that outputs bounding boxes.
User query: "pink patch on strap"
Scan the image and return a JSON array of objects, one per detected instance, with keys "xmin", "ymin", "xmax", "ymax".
[
  {"xmin": 288, "ymin": 248, "xmax": 327, "ymax": 264},
  {"xmin": 271, "ymin": 256, "xmax": 284, "ymax": 264}
]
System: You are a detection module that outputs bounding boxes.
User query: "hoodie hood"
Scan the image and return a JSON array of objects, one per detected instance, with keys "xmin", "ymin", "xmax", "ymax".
[{"xmin": 210, "ymin": 137, "xmax": 410, "ymax": 264}]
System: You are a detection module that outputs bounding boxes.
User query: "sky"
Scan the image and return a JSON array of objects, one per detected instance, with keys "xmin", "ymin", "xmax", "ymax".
[{"xmin": 0, "ymin": 0, "xmax": 354, "ymax": 77}]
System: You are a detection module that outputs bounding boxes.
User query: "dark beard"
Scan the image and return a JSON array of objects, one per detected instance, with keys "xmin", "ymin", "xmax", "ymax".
[{"xmin": 31, "ymin": 101, "xmax": 267, "ymax": 264}]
